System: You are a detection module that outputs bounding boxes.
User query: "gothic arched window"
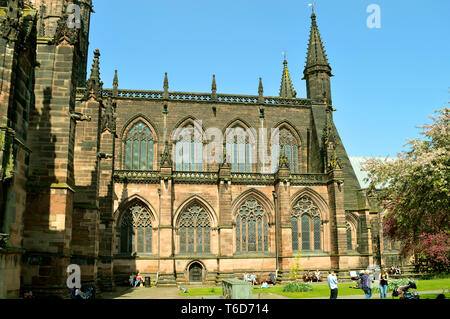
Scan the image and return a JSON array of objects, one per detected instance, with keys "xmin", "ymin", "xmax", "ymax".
[
  {"xmin": 120, "ymin": 204, "xmax": 152, "ymax": 254},
  {"xmin": 272, "ymin": 127, "xmax": 299, "ymax": 173},
  {"xmin": 226, "ymin": 125, "xmax": 253, "ymax": 172},
  {"xmin": 178, "ymin": 204, "xmax": 211, "ymax": 253},
  {"xmin": 236, "ymin": 199, "xmax": 269, "ymax": 252},
  {"xmin": 346, "ymin": 223, "xmax": 353, "ymax": 251},
  {"xmin": 124, "ymin": 121, "xmax": 154, "ymax": 170},
  {"xmin": 291, "ymin": 195, "xmax": 321, "ymax": 251},
  {"xmin": 174, "ymin": 124, "xmax": 204, "ymax": 171}
]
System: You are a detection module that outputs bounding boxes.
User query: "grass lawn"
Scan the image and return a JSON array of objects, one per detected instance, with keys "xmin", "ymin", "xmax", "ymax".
[{"xmin": 179, "ymin": 277, "xmax": 450, "ymax": 298}]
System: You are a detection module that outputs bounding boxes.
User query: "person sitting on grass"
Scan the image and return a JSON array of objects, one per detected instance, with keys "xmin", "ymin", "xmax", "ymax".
[{"xmin": 261, "ymin": 281, "xmax": 269, "ymax": 289}]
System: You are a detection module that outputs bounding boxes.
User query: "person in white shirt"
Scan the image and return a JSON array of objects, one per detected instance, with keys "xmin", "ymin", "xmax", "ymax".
[{"xmin": 327, "ymin": 270, "xmax": 338, "ymax": 299}]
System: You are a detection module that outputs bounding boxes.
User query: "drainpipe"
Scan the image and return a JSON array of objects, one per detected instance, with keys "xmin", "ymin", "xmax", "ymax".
[
  {"xmin": 157, "ymin": 188, "xmax": 161, "ymax": 284},
  {"xmin": 272, "ymin": 191, "xmax": 279, "ymax": 279}
]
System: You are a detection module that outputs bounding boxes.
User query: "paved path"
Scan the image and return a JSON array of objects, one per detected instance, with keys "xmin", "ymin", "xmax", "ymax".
[{"xmin": 99, "ymin": 286, "xmax": 446, "ymax": 299}]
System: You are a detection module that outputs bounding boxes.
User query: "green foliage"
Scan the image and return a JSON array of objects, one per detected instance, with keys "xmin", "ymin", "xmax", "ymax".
[
  {"xmin": 209, "ymin": 288, "xmax": 216, "ymax": 293},
  {"xmin": 282, "ymin": 282, "xmax": 313, "ymax": 293},
  {"xmin": 362, "ymin": 107, "xmax": 450, "ymax": 258},
  {"xmin": 288, "ymin": 250, "xmax": 303, "ymax": 281}
]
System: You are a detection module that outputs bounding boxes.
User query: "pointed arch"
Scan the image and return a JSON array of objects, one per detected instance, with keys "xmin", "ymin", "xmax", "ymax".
[
  {"xmin": 115, "ymin": 195, "xmax": 157, "ymax": 254},
  {"xmin": 222, "ymin": 118, "xmax": 257, "ymax": 141},
  {"xmin": 121, "ymin": 116, "xmax": 158, "ymax": 170},
  {"xmin": 120, "ymin": 114, "xmax": 159, "ymax": 140},
  {"xmin": 272, "ymin": 120, "xmax": 303, "ymax": 174},
  {"xmin": 231, "ymin": 188, "xmax": 274, "ymax": 223},
  {"xmin": 114, "ymin": 194, "xmax": 158, "ymax": 227},
  {"xmin": 170, "ymin": 116, "xmax": 207, "ymax": 141},
  {"xmin": 290, "ymin": 188, "xmax": 328, "ymax": 252},
  {"xmin": 346, "ymin": 212, "xmax": 360, "ymax": 252},
  {"xmin": 232, "ymin": 189, "xmax": 272, "ymax": 253},
  {"xmin": 290, "ymin": 187, "xmax": 328, "ymax": 219},
  {"xmin": 223, "ymin": 118, "xmax": 257, "ymax": 173},
  {"xmin": 173, "ymin": 195, "xmax": 218, "ymax": 228},
  {"xmin": 171, "ymin": 117, "xmax": 207, "ymax": 172},
  {"xmin": 174, "ymin": 195, "xmax": 216, "ymax": 254}
]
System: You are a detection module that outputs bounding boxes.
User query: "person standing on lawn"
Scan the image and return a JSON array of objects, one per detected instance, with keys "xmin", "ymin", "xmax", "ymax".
[
  {"xmin": 378, "ymin": 269, "xmax": 389, "ymax": 299},
  {"xmin": 360, "ymin": 270, "xmax": 374, "ymax": 299},
  {"xmin": 327, "ymin": 270, "xmax": 338, "ymax": 299}
]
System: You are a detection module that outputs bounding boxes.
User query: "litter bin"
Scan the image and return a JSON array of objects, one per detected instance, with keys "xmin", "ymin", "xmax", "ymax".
[{"xmin": 145, "ymin": 277, "xmax": 151, "ymax": 287}]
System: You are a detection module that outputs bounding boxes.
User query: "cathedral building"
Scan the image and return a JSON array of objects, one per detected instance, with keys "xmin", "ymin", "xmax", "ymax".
[{"xmin": 0, "ymin": 0, "xmax": 402, "ymax": 298}]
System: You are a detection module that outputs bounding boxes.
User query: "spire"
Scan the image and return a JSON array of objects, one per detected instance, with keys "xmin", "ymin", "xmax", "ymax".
[
  {"xmin": 305, "ymin": 12, "xmax": 331, "ymax": 70},
  {"xmin": 303, "ymin": 11, "xmax": 333, "ymax": 104},
  {"xmin": 85, "ymin": 49, "xmax": 103, "ymax": 101},
  {"xmin": 279, "ymin": 56, "xmax": 296, "ymax": 99}
]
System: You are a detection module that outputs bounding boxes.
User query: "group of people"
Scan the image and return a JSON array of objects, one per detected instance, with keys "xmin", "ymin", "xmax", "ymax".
[
  {"xmin": 243, "ymin": 273, "xmax": 257, "ymax": 285},
  {"xmin": 303, "ymin": 270, "xmax": 322, "ymax": 282},
  {"xmin": 328, "ymin": 268, "xmax": 396, "ymax": 299},
  {"xmin": 129, "ymin": 273, "xmax": 145, "ymax": 287},
  {"xmin": 388, "ymin": 265, "xmax": 402, "ymax": 275},
  {"xmin": 243, "ymin": 272, "xmax": 276, "ymax": 288}
]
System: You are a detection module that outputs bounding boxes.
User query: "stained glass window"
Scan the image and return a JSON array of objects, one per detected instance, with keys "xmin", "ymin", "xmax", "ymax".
[
  {"xmin": 271, "ymin": 128, "xmax": 299, "ymax": 173},
  {"xmin": 236, "ymin": 200, "xmax": 269, "ymax": 252},
  {"xmin": 301, "ymin": 214, "xmax": 311, "ymax": 250},
  {"xmin": 313, "ymin": 216, "xmax": 321, "ymax": 250},
  {"xmin": 226, "ymin": 125, "xmax": 253, "ymax": 172},
  {"xmin": 120, "ymin": 204, "xmax": 152, "ymax": 254},
  {"xmin": 291, "ymin": 216, "xmax": 299, "ymax": 252},
  {"xmin": 178, "ymin": 204, "xmax": 211, "ymax": 253},
  {"xmin": 124, "ymin": 121, "xmax": 154, "ymax": 170},
  {"xmin": 175, "ymin": 124, "xmax": 204, "ymax": 171},
  {"xmin": 291, "ymin": 195, "xmax": 322, "ymax": 252}
]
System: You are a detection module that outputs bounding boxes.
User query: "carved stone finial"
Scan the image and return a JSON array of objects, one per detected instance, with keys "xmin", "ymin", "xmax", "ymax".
[
  {"xmin": 211, "ymin": 74, "xmax": 217, "ymax": 100},
  {"xmin": 258, "ymin": 77, "xmax": 264, "ymax": 103},
  {"xmin": 85, "ymin": 49, "xmax": 103, "ymax": 101},
  {"xmin": 160, "ymin": 141, "xmax": 172, "ymax": 167},
  {"xmin": 163, "ymin": 72, "xmax": 169, "ymax": 99}
]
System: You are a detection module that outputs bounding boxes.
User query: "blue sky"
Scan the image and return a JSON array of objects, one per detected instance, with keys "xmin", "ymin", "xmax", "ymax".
[{"xmin": 87, "ymin": 0, "xmax": 449, "ymax": 158}]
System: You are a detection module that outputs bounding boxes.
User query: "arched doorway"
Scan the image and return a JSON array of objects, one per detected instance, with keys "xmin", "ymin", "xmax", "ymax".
[{"xmin": 189, "ymin": 262, "xmax": 203, "ymax": 282}]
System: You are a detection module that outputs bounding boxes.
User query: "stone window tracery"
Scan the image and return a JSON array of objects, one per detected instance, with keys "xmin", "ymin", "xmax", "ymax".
[
  {"xmin": 120, "ymin": 204, "xmax": 152, "ymax": 254},
  {"xmin": 272, "ymin": 127, "xmax": 299, "ymax": 173},
  {"xmin": 291, "ymin": 195, "xmax": 321, "ymax": 251},
  {"xmin": 178, "ymin": 204, "xmax": 211, "ymax": 253},
  {"xmin": 174, "ymin": 124, "xmax": 204, "ymax": 171},
  {"xmin": 226, "ymin": 125, "xmax": 253, "ymax": 173},
  {"xmin": 236, "ymin": 199, "xmax": 269, "ymax": 252},
  {"xmin": 124, "ymin": 121, "xmax": 154, "ymax": 170}
]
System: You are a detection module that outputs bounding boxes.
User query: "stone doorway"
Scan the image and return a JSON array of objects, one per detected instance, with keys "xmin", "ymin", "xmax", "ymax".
[{"xmin": 189, "ymin": 262, "xmax": 203, "ymax": 282}]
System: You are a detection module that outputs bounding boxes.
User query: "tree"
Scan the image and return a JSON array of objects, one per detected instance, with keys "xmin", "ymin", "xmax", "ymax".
[{"xmin": 362, "ymin": 107, "xmax": 449, "ymax": 271}]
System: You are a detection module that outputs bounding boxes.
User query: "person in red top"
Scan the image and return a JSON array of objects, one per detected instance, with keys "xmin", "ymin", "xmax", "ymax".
[{"xmin": 135, "ymin": 273, "xmax": 143, "ymax": 287}]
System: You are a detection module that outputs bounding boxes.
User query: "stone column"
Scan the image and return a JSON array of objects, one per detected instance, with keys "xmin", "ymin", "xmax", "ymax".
[
  {"xmin": 327, "ymin": 168, "xmax": 347, "ymax": 272},
  {"xmin": 274, "ymin": 159, "xmax": 290, "ymax": 283},
  {"xmin": 217, "ymin": 159, "xmax": 232, "ymax": 282}
]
